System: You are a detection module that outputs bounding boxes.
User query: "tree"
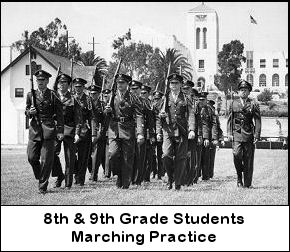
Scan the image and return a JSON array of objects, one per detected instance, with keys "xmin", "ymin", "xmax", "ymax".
[
  {"xmin": 214, "ymin": 40, "xmax": 246, "ymax": 115},
  {"xmin": 156, "ymin": 48, "xmax": 193, "ymax": 90},
  {"xmin": 257, "ymin": 89, "xmax": 273, "ymax": 104},
  {"xmin": 12, "ymin": 17, "xmax": 82, "ymax": 60},
  {"xmin": 112, "ymin": 29, "xmax": 131, "ymax": 50}
]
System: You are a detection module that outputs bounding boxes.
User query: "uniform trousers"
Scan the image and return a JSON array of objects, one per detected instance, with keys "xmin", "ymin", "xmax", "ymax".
[
  {"xmin": 109, "ymin": 137, "xmax": 135, "ymax": 188},
  {"xmin": 75, "ymin": 134, "xmax": 91, "ymax": 185},
  {"xmin": 51, "ymin": 137, "xmax": 76, "ymax": 187},
  {"xmin": 27, "ymin": 139, "xmax": 55, "ymax": 191},
  {"xmin": 232, "ymin": 141, "xmax": 255, "ymax": 187},
  {"xmin": 162, "ymin": 135, "xmax": 187, "ymax": 186},
  {"xmin": 91, "ymin": 136, "xmax": 107, "ymax": 181}
]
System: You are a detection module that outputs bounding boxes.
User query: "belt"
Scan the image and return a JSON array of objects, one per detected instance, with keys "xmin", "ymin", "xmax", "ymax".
[{"xmin": 112, "ymin": 116, "xmax": 134, "ymax": 123}]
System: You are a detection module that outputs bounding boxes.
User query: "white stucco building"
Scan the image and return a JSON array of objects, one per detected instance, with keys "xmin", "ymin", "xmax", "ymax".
[
  {"xmin": 242, "ymin": 50, "xmax": 288, "ymax": 94},
  {"xmin": 1, "ymin": 46, "xmax": 95, "ymax": 145}
]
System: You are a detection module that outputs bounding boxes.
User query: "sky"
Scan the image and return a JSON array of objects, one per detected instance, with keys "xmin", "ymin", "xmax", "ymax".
[{"xmin": 1, "ymin": 2, "xmax": 288, "ymax": 70}]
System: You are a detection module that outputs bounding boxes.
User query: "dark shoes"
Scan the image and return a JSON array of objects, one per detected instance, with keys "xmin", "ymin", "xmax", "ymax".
[
  {"xmin": 175, "ymin": 185, "xmax": 181, "ymax": 190},
  {"xmin": 167, "ymin": 183, "xmax": 173, "ymax": 190},
  {"xmin": 237, "ymin": 180, "xmax": 243, "ymax": 187},
  {"xmin": 38, "ymin": 189, "xmax": 47, "ymax": 194},
  {"xmin": 116, "ymin": 176, "xmax": 122, "ymax": 188},
  {"xmin": 54, "ymin": 175, "xmax": 65, "ymax": 188},
  {"xmin": 122, "ymin": 185, "xmax": 129, "ymax": 189}
]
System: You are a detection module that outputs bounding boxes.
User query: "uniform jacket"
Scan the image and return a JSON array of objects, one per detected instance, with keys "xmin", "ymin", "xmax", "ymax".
[
  {"xmin": 140, "ymin": 97, "xmax": 155, "ymax": 139},
  {"xmin": 25, "ymin": 88, "xmax": 64, "ymax": 141},
  {"xmin": 156, "ymin": 91, "xmax": 194, "ymax": 137},
  {"xmin": 107, "ymin": 90, "xmax": 144, "ymax": 140},
  {"xmin": 55, "ymin": 91, "xmax": 81, "ymax": 138},
  {"xmin": 208, "ymin": 104, "xmax": 221, "ymax": 141},
  {"xmin": 196, "ymin": 103, "xmax": 218, "ymax": 141},
  {"xmin": 74, "ymin": 92, "xmax": 92, "ymax": 139},
  {"xmin": 227, "ymin": 97, "xmax": 261, "ymax": 142},
  {"xmin": 91, "ymin": 96, "xmax": 105, "ymax": 137}
]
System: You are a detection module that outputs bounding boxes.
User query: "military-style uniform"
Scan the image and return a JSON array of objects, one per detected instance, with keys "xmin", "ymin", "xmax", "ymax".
[
  {"xmin": 139, "ymin": 85, "xmax": 155, "ymax": 183},
  {"xmin": 227, "ymin": 80, "xmax": 261, "ymax": 188},
  {"xmin": 156, "ymin": 74, "xmax": 195, "ymax": 190},
  {"xmin": 51, "ymin": 74, "xmax": 81, "ymax": 188},
  {"xmin": 199, "ymin": 93, "xmax": 218, "ymax": 181},
  {"xmin": 151, "ymin": 91, "xmax": 164, "ymax": 179},
  {"xmin": 25, "ymin": 70, "xmax": 64, "ymax": 193},
  {"xmin": 207, "ymin": 99, "xmax": 224, "ymax": 179},
  {"xmin": 180, "ymin": 81, "xmax": 199, "ymax": 186},
  {"xmin": 73, "ymin": 78, "xmax": 92, "ymax": 186},
  {"xmin": 107, "ymin": 74, "xmax": 144, "ymax": 189},
  {"xmin": 90, "ymin": 85, "xmax": 106, "ymax": 182}
]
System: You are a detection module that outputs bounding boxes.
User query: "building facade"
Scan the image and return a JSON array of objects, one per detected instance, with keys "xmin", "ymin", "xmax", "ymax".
[
  {"xmin": 242, "ymin": 50, "xmax": 288, "ymax": 94},
  {"xmin": 186, "ymin": 3, "xmax": 219, "ymax": 90}
]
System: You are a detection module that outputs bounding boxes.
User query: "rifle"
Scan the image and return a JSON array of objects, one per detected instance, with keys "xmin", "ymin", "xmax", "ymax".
[
  {"xmin": 29, "ymin": 46, "xmax": 41, "ymax": 126},
  {"xmin": 108, "ymin": 58, "xmax": 123, "ymax": 109},
  {"xmin": 70, "ymin": 57, "xmax": 74, "ymax": 93},
  {"xmin": 53, "ymin": 63, "xmax": 62, "ymax": 91},
  {"xmin": 160, "ymin": 62, "xmax": 171, "ymax": 117},
  {"xmin": 230, "ymin": 85, "xmax": 234, "ymax": 144}
]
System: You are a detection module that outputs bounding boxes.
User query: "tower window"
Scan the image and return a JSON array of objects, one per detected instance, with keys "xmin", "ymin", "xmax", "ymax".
[
  {"xmin": 285, "ymin": 74, "xmax": 288, "ymax": 86},
  {"xmin": 196, "ymin": 28, "xmax": 200, "ymax": 49},
  {"xmin": 286, "ymin": 59, "xmax": 288, "ymax": 67},
  {"xmin": 203, "ymin": 28, "xmax": 207, "ymax": 49},
  {"xmin": 260, "ymin": 59, "xmax": 266, "ymax": 68},
  {"xmin": 273, "ymin": 59, "xmax": 279, "ymax": 68},
  {"xmin": 199, "ymin": 60, "xmax": 205, "ymax": 69}
]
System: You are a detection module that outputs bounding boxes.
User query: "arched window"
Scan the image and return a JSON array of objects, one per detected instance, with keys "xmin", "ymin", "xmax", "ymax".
[
  {"xmin": 196, "ymin": 28, "xmax": 200, "ymax": 49},
  {"xmin": 285, "ymin": 74, "xmax": 288, "ymax": 86},
  {"xmin": 259, "ymin": 74, "xmax": 266, "ymax": 87},
  {"xmin": 272, "ymin": 74, "xmax": 279, "ymax": 86},
  {"xmin": 246, "ymin": 74, "xmax": 254, "ymax": 86},
  {"xmin": 203, "ymin": 28, "xmax": 207, "ymax": 49}
]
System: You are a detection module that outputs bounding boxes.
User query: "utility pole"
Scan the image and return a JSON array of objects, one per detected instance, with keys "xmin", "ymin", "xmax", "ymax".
[
  {"xmin": 1, "ymin": 45, "xmax": 12, "ymax": 63},
  {"xmin": 88, "ymin": 37, "xmax": 100, "ymax": 55},
  {"xmin": 66, "ymin": 30, "xmax": 74, "ymax": 58}
]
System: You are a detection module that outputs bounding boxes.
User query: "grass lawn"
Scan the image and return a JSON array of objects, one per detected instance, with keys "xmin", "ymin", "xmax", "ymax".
[{"xmin": 1, "ymin": 148, "xmax": 288, "ymax": 205}]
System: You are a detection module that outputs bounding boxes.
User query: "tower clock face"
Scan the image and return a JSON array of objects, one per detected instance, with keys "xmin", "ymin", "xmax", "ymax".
[{"xmin": 195, "ymin": 15, "xmax": 207, "ymax": 21}]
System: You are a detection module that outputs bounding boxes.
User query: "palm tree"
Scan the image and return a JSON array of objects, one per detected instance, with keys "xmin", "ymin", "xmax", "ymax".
[
  {"xmin": 78, "ymin": 51, "xmax": 108, "ymax": 86},
  {"xmin": 155, "ymin": 48, "xmax": 193, "ymax": 92}
]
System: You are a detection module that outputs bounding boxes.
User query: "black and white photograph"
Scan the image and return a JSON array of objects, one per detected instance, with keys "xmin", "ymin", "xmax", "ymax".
[
  {"xmin": 1, "ymin": 2, "xmax": 289, "ymax": 251},
  {"xmin": 1, "ymin": 2, "xmax": 288, "ymax": 205}
]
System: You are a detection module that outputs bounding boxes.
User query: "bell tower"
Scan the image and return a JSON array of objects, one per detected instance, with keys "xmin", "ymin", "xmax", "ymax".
[{"xmin": 186, "ymin": 2, "xmax": 219, "ymax": 90}]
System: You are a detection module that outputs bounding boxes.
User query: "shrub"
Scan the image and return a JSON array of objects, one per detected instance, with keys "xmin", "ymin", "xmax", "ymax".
[
  {"xmin": 257, "ymin": 89, "xmax": 273, "ymax": 104},
  {"xmin": 268, "ymin": 102, "xmax": 276, "ymax": 110},
  {"xmin": 254, "ymin": 89, "xmax": 260, "ymax": 92}
]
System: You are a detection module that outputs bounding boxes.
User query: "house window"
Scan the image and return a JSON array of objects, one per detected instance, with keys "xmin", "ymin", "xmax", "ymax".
[
  {"xmin": 246, "ymin": 74, "xmax": 254, "ymax": 86},
  {"xmin": 15, "ymin": 88, "xmax": 24, "ymax": 98},
  {"xmin": 199, "ymin": 60, "xmax": 204, "ymax": 69},
  {"xmin": 203, "ymin": 28, "xmax": 207, "ymax": 49},
  {"xmin": 272, "ymin": 74, "xmax": 279, "ymax": 86},
  {"xmin": 31, "ymin": 51, "xmax": 36, "ymax": 59},
  {"xmin": 260, "ymin": 59, "xmax": 266, "ymax": 68},
  {"xmin": 273, "ymin": 59, "xmax": 279, "ymax": 68},
  {"xmin": 196, "ymin": 28, "xmax": 200, "ymax": 49},
  {"xmin": 285, "ymin": 74, "xmax": 288, "ymax": 86},
  {"xmin": 259, "ymin": 74, "xmax": 266, "ymax": 87},
  {"xmin": 25, "ymin": 65, "xmax": 30, "ymax": 75}
]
